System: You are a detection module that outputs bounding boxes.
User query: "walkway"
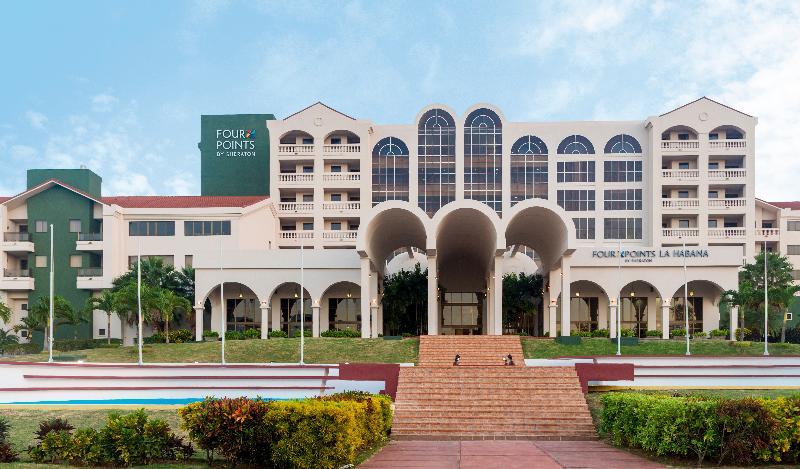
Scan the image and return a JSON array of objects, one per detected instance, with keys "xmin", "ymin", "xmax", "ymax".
[{"xmin": 361, "ymin": 440, "xmax": 664, "ymax": 468}]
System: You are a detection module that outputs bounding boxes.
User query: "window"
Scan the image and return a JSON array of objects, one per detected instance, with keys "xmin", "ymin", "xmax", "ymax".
[
  {"xmin": 709, "ymin": 133, "xmax": 719, "ymax": 140},
  {"xmin": 35, "ymin": 256, "xmax": 47, "ymax": 268},
  {"xmin": 787, "ymin": 245, "xmax": 800, "ymax": 255},
  {"xmin": 573, "ymin": 218, "xmax": 595, "ymax": 239},
  {"xmin": 678, "ymin": 190, "xmax": 689, "ymax": 199},
  {"xmin": 510, "ymin": 135, "xmax": 548, "ymax": 204},
  {"xmin": 185, "ymin": 255, "xmax": 193, "ymax": 267},
  {"xmin": 724, "ymin": 221, "xmax": 738, "ymax": 228},
  {"xmin": 69, "ymin": 255, "xmax": 83, "ymax": 268},
  {"xmin": 371, "ymin": 136, "xmax": 410, "ymax": 206},
  {"xmin": 331, "ymin": 222, "xmax": 342, "ymax": 231},
  {"xmin": 227, "ymin": 298, "xmax": 259, "ymax": 332},
  {"xmin": 330, "ymin": 137, "xmax": 342, "ymax": 145},
  {"xmin": 603, "ymin": 161, "xmax": 642, "ymax": 182},
  {"xmin": 302, "ymin": 194, "xmax": 313, "ymax": 202},
  {"xmin": 604, "ymin": 134, "xmax": 642, "ymax": 153},
  {"xmin": 21, "ymin": 303, "xmax": 27, "ymax": 311},
  {"xmin": 184, "ymin": 220, "xmax": 231, "ymax": 236},
  {"xmin": 281, "ymin": 225, "xmax": 296, "ymax": 231},
  {"xmin": 464, "ymin": 108, "xmax": 503, "ymax": 214},
  {"xmin": 302, "ymin": 222, "xmax": 313, "ymax": 231},
  {"xmin": 69, "ymin": 219, "xmax": 81, "ymax": 233},
  {"xmin": 726, "ymin": 129, "xmax": 744, "ymax": 139},
  {"xmin": 604, "ymin": 218, "xmax": 642, "ymax": 239},
  {"xmin": 128, "ymin": 255, "xmax": 174, "ymax": 267},
  {"xmin": 678, "ymin": 133, "xmax": 689, "ymax": 141},
  {"xmin": 571, "ymin": 297, "xmax": 599, "ymax": 332},
  {"xmin": 330, "ymin": 193, "xmax": 342, "ymax": 202},
  {"xmin": 281, "ymin": 298, "xmax": 311, "ymax": 335},
  {"xmin": 678, "ymin": 162, "xmax": 690, "ymax": 169},
  {"xmin": 603, "ymin": 189, "xmax": 642, "ymax": 210},
  {"xmin": 788, "ymin": 221, "xmax": 800, "ymax": 231},
  {"xmin": 557, "ymin": 190, "xmax": 595, "ymax": 211},
  {"xmin": 301, "ymin": 137, "xmax": 313, "ymax": 145},
  {"xmin": 330, "ymin": 165, "xmax": 342, "ymax": 173},
  {"xmin": 129, "ymin": 221, "xmax": 175, "ymax": 236},
  {"xmin": 762, "ymin": 221, "xmax": 775, "ymax": 228},
  {"xmin": 557, "ymin": 135, "xmax": 595, "ymax": 154},
  {"xmin": 328, "ymin": 298, "xmax": 361, "ymax": 331},
  {"xmin": 679, "ymin": 219, "xmax": 690, "ymax": 228},
  {"xmin": 793, "ymin": 271, "xmax": 800, "ymax": 281},
  {"xmin": 35, "ymin": 220, "xmax": 48, "ymax": 233},
  {"xmin": 98, "ymin": 328, "xmax": 106, "ymax": 337},
  {"xmin": 708, "ymin": 191, "xmax": 719, "ymax": 199},
  {"xmin": 708, "ymin": 219, "xmax": 718, "ymax": 228},
  {"xmin": 418, "ymin": 108, "xmax": 456, "ymax": 215},
  {"xmin": 347, "ymin": 135, "xmax": 360, "ymax": 144},
  {"xmin": 708, "ymin": 162, "xmax": 719, "ymax": 169},
  {"xmin": 557, "ymin": 161, "xmax": 595, "ymax": 182},
  {"xmin": 302, "ymin": 166, "xmax": 313, "ymax": 173}
]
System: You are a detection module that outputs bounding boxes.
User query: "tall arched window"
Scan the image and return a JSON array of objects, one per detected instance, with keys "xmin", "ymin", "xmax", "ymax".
[
  {"xmin": 604, "ymin": 134, "xmax": 642, "ymax": 154},
  {"xmin": 464, "ymin": 108, "xmax": 503, "ymax": 213},
  {"xmin": 557, "ymin": 135, "xmax": 595, "ymax": 154},
  {"xmin": 510, "ymin": 135, "xmax": 548, "ymax": 204},
  {"xmin": 418, "ymin": 109, "xmax": 456, "ymax": 215},
  {"xmin": 372, "ymin": 137, "xmax": 409, "ymax": 206}
]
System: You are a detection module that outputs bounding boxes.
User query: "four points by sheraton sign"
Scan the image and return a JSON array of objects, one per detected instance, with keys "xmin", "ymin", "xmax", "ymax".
[
  {"xmin": 592, "ymin": 248, "xmax": 710, "ymax": 264},
  {"xmin": 216, "ymin": 129, "xmax": 256, "ymax": 157}
]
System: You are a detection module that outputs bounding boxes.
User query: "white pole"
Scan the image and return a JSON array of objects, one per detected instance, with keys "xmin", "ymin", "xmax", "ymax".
[
  {"xmin": 764, "ymin": 241, "xmax": 770, "ymax": 356},
  {"xmin": 300, "ymin": 243, "xmax": 305, "ymax": 365},
  {"xmin": 48, "ymin": 225, "xmax": 54, "ymax": 363},
  {"xmin": 684, "ymin": 238, "xmax": 690, "ymax": 356},
  {"xmin": 616, "ymin": 238, "xmax": 621, "ymax": 356},
  {"xmin": 137, "ymin": 239, "xmax": 143, "ymax": 366},
  {"xmin": 220, "ymin": 237, "xmax": 226, "ymax": 365}
]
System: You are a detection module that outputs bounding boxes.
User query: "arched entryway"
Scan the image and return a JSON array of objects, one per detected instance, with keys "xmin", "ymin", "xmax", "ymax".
[
  {"xmin": 268, "ymin": 282, "xmax": 312, "ymax": 337},
  {"xmin": 196, "ymin": 282, "xmax": 262, "ymax": 335},
  {"xmin": 618, "ymin": 280, "xmax": 663, "ymax": 338},
  {"xmin": 567, "ymin": 280, "xmax": 610, "ymax": 334},
  {"xmin": 320, "ymin": 281, "xmax": 362, "ymax": 334},
  {"xmin": 666, "ymin": 280, "xmax": 725, "ymax": 336}
]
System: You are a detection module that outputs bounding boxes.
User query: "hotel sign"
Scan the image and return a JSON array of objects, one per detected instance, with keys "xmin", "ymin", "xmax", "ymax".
[
  {"xmin": 592, "ymin": 249, "xmax": 709, "ymax": 264},
  {"xmin": 215, "ymin": 129, "xmax": 256, "ymax": 157},
  {"xmin": 570, "ymin": 245, "xmax": 743, "ymax": 267}
]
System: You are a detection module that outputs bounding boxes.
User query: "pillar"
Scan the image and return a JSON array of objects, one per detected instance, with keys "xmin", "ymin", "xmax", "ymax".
[
  {"xmin": 427, "ymin": 254, "xmax": 438, "ymax": 335},
  {"xmin": 609, "ymin": 300, "xmax": 618, "ymax": 339},
  {"xmin": 548, "ymin": 301, "xmax": 557, "ymax": 338},
  {"xmin": 360, "ymin": 257, "xmax": 372, "ymax": 338},
  {"xmin": 312, "ymin": 304, "xmax": 320, "ymax": 337},
  {"xmin": 661, "ymin": 301, "xmax": 671, "ymax": 340},
  {"xmin": 730, "ymin": 306, "xmax": 739, "ymax": 341},
  {"xmin": 493, "ymin": 255, "xmax": 503, "ymax": 335},
  {"xmin": 371, "ymin": 304, "xmax": 379, "ymax": 338},
  {"xmin": 194, "ymin": 305, "xmax": 204, "ymax": 342},
  {"xmin": 560, "ymin": 257, "xmax": 571, "ymax": 336},
  {"xmin": 377, "ymin": 304, "xmax": 384, "ymax": 336},
  {"xmin": 271, "ymin": 306, "xmax": 281, "ymax": 333},
  {"xmin": 486, "ymin": 274, "xmax": 494, "ymax": 334}
]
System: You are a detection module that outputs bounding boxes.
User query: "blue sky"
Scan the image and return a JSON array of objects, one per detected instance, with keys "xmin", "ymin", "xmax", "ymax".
[{"xmin": 1, "ymin": 0, "xmax": 799, "ymax": 199}]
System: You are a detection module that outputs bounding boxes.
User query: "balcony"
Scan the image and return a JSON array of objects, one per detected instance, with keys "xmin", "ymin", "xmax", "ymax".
[
  {"xmin": 708, "ymin": 140, "xmax": 747, "ymax": 152},
  {"xmin": 708, "ymin": 228, "xmax": 746, "ymax": 239},
  {"xmin": 277, "ymin": 144, "xmax": 314, "ymax": 156},
  {"xmin": 76, "ymin": 232, "xmax": 103, "ymax": 251},
  {"xmin": 660, "ymin": 140, "xmax": 699, "ymax": 152},
  {"xmin": 708, "ymin": 198, "xmax": 746, "ymax": 210},
  {"xmin": 322, "ymin": 201, "xmax": 361, "ymax": 213},
  {"xmin": 277, "ymin": 173, "xmax": 314, "ymax": 184},
  {"xmin": 277, "ymin": 202, "xmax": 314, "ymax": 214},
  {"xmin": 278, "ymin": 231, "xmax": 314, "ymax": 246},
  {"xmin": 322, "ymin": 230, "xmax": 358, "ymax": 243},
  {"xmin": 323, "ymin": 172, "xmax": 361, "ymax": 183},
  {"xmin": 662, "ymin": 198, "xmax": 699, "ymax": 210},
  {"xmin": 661, "ymin": 169, "xmax": 699, "ymax": 181},
  {"xmin": 77, "ymin": 268, "xmax": 109, "ymax": 290},
  {"xmin": 323, "ymin": 144, "xmax": 361, "ymax": 155},
  {"xmin": 1, "ymin": 233, "xmax": 34, "ymax": 253},
  {"xmin": 0, "ymin": 269, "xmax": 34, "ymax": 291},
  {"xmin": 662, "ymin": 228, "xmax": 699, "ymax": 239},
  {"xmin": 707, "ymin": 169, "xmax": 746, "ymax": 181},
  {"xmin": 756, "ymin": 228, "xmax": 780, "ymax": 239},
  {"xmin": 77, "ymin": 268, "xmax": 103, "ymax": 277}
]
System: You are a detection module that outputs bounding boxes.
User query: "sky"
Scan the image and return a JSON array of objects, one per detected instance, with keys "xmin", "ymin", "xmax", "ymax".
[{"xmin": 1, "ymin": 0, "xmax": 799, "ymax": 200}]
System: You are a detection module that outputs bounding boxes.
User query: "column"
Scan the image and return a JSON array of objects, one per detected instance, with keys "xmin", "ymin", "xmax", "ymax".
[
  {"xmin": 377, "ymin": 304, "xmax": 384, "ymax": 336},
  {"xmin": 609, "ymin": 300, "xmax": 618, "ymax": 339},
  {"xmin": 271, "ymin": 307, "xmax": 281, "ymax": 333},
  {"xmin": 548, "ymin": 301, "xmax": 557, "ymax": 338},
  {"xmin": 312, "ymin": 304, "xmax": 320, "ymax": 338},
  {"xmin": 260, "ymin": 305, "xmax": 270, "ymax": 339},
  {"xmin": 730, "ymin": 306, "xmax": 739, "ymax": 341},
  {"xmin": 486, "ymin": 275, "xmax": 494, "ymax": 334},
  {"xmin": 427, "ymin": 254, "xmax": 438, "ymax": 335},
  {"xmin": 370, "ymin": 304, "xmax": 379, "ymax": 338},
  {"xmin": 194, "ymin": 306, "xmax": 204, "ymax": 342},
  {"xmin": 360, "ymin": 257, "xmax": 372, "ymax": 338},
  {"xmin": 560, "ymin": 257, "xmax": 571, "ymax": 336},
  {"xmin": 661, "ymin": 301, "xmax": 671, "ymax": 340},
  {"xmin": 493, "ymin": 255, "xmax": 503, "ymax": 335}
]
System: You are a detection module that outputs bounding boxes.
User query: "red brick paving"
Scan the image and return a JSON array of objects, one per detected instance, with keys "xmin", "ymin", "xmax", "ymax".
[{"xmin": 361, "ymin": 440, "xmax": 664, "ymax": 468}]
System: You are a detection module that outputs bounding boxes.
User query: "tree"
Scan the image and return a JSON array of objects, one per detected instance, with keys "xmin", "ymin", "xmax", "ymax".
[
  {"xmin": 87, "ymin": 291, "xmax": 117, "ymax": 345},
  {"xmin": 381, "ymin": 264, "xmax": 428, "ymax": 336},
  {"xmin": 112, "ymin": 257, "xmax": 194, "ymax": 302},
  {"xmin": 0, "ymin": 329, "xmax": 19, "ymax": 354},
  {"xmin": 0, "ymin": 301, "xmax": 11, "ymax": 325},
  {"xmin": 113, "ymin": 283, "xmax": 159, "ymax": 345},
  {"xmin": 152, "ymin": 288, "xmax": 191, "ymax": 343},
  {"xmin": 502, "ymin": 273, "xmax": 544, "ymax": 335},
  {"xmin": 28, "ymin": 296, "xmax": 79, "ymax": 343}
]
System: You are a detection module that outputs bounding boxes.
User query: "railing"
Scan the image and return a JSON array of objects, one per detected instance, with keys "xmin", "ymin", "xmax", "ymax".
[
  {"xmin": 708, "ymin": 198, "xmax": 746, "ymax": 209},
  {"xmin": 277, "ymin": 202, "xmax": 314, "ymax": 213},
  {"xmin": 708, "ymin": 228, "xmax": 746, "ymax": 238},
  {"xmin": 77, "ymin": 268, "xmax": 103, "ymax": 277},
  {"xmin": 322, "ymin": 230, "xmax": 358, "ymax": 240},
  {"xmin": 756, "ymin": 228, "xmax": 780, "ymax": 238},
  {"xmin": 278, "ymin": 173, "xmax": 314, "ymax": 183},
  {"xmin": 662, "ymin": 228, "xmax": 699, "ymax": 238},
  {"xmin": 277, "ymin": 144, "xmax": 314, "ymax": 155},
  {"xmin": 279, "ymin": 231, "xmax": 314, "ymax": 240},
  {"xmin": 322, "ymin": 201, "xmax": 361, "ymax": 212},
  {"xmin": 77, "ymin": 232, "xmax": 103, "ymax": 241},
  {"xmin": 3, "ymin": 232, "xmax": 30, "ymax": 242},
  {"xmin": 662, "ymin": 169, "xmax": 699, "ymax": 179},
  {"xmin": 661, "ymin": 140, "xmax": 699, "ymax": 151},
  {"xmin": 3, "ymin": 269, "xmax": 31, "ymax": 278},
  {"xmin": 323, "ymin": 144, "xmax": 361, "ymax": 154},
  {"xmin": 708, "ymin": 140, "xmax": 747, "ymax": 151},
  {"xmin": 708, "ymin": 169, "xmax": 746, "ymax": 179},
  {"xmin": 661, "ymin": 198, "xmax": 699, "ymax": 209},
  {"xmin": 323, "ymin": 172, "xmax": 361, "ymax": 182}
]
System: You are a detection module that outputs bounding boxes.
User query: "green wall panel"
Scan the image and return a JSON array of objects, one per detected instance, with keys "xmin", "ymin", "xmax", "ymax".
[{"xmin": 27, "ymin": 169, "xmax": 102, "ymax": 198}]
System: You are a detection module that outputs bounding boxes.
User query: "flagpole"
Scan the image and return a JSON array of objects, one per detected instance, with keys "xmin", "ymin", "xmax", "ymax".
[
  {"xmin": 48, "ymin": 224, "xmax": 54, "ymax": 363},
  {"xmin": 300, "ymin": 242, "xmax": 305, "ymax": 365},
  {"xmin": 764, "ymin": 241, "xmax": 769, "ymax": 356},
  {"xmin": 684, "ymin": 238, "xmax": 690, "ymax": 356},
  {"xmin": 137, "ymin": 239, "xmax": 143, "ymax": 366},
  {"xmin": 220, "ymin": 237, "xmax": 226, "ymax": 365},
  {"xmin": 616, "ymin": 238, "xmax": 621, "ymax": 356}
]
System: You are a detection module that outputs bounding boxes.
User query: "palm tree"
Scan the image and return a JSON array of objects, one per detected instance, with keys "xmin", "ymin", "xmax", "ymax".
[
  {"xmin": 0, "ymin": 301, "xmax": 11, "ymax": 325},
  {"xmin": 113, "ymin": 283, "xmax": 158, "ymax": 345},
  {"xmin": 52, "ymin": 299, "xmax": 88, "ymax": 340},
  {"xmin": 14, "ymin": 306, "xmax": 48, "ymax": 348},
  {"xmin": 152, "ymin": 288, "xmax": 191, "ymax": 343},
  {"xmin": 0, "ymin": 329, "xmax": 19, "ymax": 354},
  {"xmin": 28, "ymin": 296, "xmax": 76, "ymax": 346},
  {"xmin": 87, "ymin": 291, "xmax": 117, "ymax": 345}
]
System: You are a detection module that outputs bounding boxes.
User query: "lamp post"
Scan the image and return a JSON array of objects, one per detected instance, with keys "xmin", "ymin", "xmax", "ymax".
[
  {"xmin": 764, "ymin": 241, "xmax": 770, "ymax": 356},
  {"xmin": 300, "ymin": 242, "xmax": 305, "ymax": 365},
  {"xmin": 48, "ymin": 225, "xmax": 54, "ymax": 363},
  {"xmin": 220, "ymin": 236, "xmax": 225, "ymax": 365},
  {"xmin": 683, "ymin": 237, "xmax": 690, "ymax": 356},
  {"xmin": 616, "ymin": 238, "xmax": 622, "ymax": 356},
  {"xmin": 137, "ymin": 238, "xmax": 143, "ymax": 366}
]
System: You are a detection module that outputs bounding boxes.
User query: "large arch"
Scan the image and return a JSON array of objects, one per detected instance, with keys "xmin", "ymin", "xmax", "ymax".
[
  {"xmin": 503, "ymin": 198, "xmax": 576, "ymax": 271},
  {"xmin": 357, "ymin": 200, "xmax": 431, "ymax": 272}
]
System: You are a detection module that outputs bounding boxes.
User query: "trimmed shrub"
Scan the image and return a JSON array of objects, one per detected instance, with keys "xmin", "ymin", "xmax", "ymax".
[
  {"xmin": 620, "ymin": 328, "xmax": 635, "ymax": 338},
  {"xmin": 144, "ymin": 332, "xmax": 166, "ymax": 344},
  {"xmin": 716, "ymin": 398, "xmax": 775, "ymax": 464},
  {"xmin": 202, "ymin": 330, "xmax": 218, "ymax": 340},
  {"xmin": 4, "ymin": 342, "xmax": 42, "ymax": 355},
  {"xmin": 53, "ymin": 338, "xmax": 121, "ymax": 351},
  {"xmin": 709, "ymin": 328, "xmax": 728, "ymax": 338},
  {"xmin": 168, "ymin": 329, "xmax": 193, "ymax": 343},
  {"xmin": 321, "ymin": 329, "xmax": 361, "ymax": 338},
  {"xmin": 645, "ymin": 330, "xmax": 661, "ymax": 337},
  {"xmin": 694, "ymin": 331, "xmax": 707, "ymax": 338},
  {"xmin": 576, "ymin": 331, "xmax": 592, "ymax": 337},
  {"xmin": 292, "ymin": 329, "xmax": 312, "ymax": 338},
  {"xmin": 35, "ymin": 417, "xmax": 74, "ymax": 441},
  {"xmin": 670, "ymin": 328, "xmax": 687, "ymax": 338},
  {"xmin": 401, "ymin": 332, "xmax": 413, "ymax": 338},
  {"xmin": 736, "ymin": 327, "xmax": 753, "ymax": 340},
  {"xmin": 243, "ymin": 328, "xmax": 261, "ymax": 339},
  {"xmin": 591, "ymin": 329, "xmax": 610, "ymax": 338},
  {"xmin": 224, "ymin": 330, "xmax": 244, "ymax": 340},
  {"xmin": 269, "ymin": 330, "xmax": 288, "ymax": 338}
]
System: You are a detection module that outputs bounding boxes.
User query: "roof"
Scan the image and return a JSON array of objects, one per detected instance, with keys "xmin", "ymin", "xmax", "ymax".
[
  {"xmin": 101, "ymin": 195, "xmax": 269, "ymax": 208},
  {"xmin": 2, "ymin": 178, "xmax": 104, "ymax": 206},
  {"xmin": 283, "ymin": 101, "xmax": 356, "ymax": 121},
  {"xmin": 659, "ymin": 96, "xmax": 754, "ymax": 118},
  {"xmin": 0, "ymin": 197, "xmax": 10, "ymax": 203},
  {"xmin": 768, "ymin": 201, "xmax": 800, "ymax": 210}
]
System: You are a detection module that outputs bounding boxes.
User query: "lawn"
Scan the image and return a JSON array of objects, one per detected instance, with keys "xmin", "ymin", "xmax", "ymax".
[
  {"xmin": 7, "ymin": 337, "xmax": 420, "ymax": 364},
  {"xmin": 522, "ymin": 337, "xmax": 800, "ymax": 358}
]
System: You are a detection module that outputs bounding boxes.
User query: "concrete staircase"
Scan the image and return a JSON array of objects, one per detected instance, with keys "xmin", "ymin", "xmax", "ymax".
[{"xmin": 392, "ymin": 336, "xmax": 597, "ymax": 440}]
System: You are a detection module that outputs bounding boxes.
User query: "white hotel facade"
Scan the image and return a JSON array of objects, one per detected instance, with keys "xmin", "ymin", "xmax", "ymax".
[{"xmin": 1, "ymin": 97, "xmax": 799, "ymax": 343}]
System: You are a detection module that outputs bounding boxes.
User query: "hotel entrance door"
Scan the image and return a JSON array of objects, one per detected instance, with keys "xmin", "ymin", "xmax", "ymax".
[{"xmin": 440, "ymin": 292, "xmax": 484, "ymax": 335}]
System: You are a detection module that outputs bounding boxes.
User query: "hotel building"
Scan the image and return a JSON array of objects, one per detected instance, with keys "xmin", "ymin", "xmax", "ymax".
[{"xmin": 1, "ymin": 97, "xmax": 798, "ymax": 343}]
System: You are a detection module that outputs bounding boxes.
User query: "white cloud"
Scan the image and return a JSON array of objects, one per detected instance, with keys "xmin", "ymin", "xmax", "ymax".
[
  {"xmin": 109, "ymin": 173, "xmax": 156, "ymax": 195},
  {"xmin": 91, "ymin": 94, "xmax": 119, "ymax": 112},
  {"xmin": 166, "ymin": 173, "xmax": 195, "ymax": 195},
  {"xmin": 9, "ymin": 145, "xmax": 36, "ymax": 160},
  {"xmin": 25, "ymin": 111, "xmax": 48, "ymax": 129}
]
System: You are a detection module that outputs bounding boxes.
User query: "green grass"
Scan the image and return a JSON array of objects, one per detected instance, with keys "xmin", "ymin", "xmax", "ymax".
[
  {"xmin": 9, "ymin": 337, "xmax": 420, "ymax": 364},
  {"xmin": 522, "ymin": 337, "xmax": 800, "ymax": 358}
]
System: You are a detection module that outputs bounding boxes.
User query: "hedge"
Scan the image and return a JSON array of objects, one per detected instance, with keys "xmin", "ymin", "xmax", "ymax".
[
  {"xmin": 179, "ymin": 392, "xmax": 392, "ymax": 468},
  {"xmin": 600, "ymin": 392, "xmax": 800, "ymax": 464},
  {"xmin": 321, "ymin": 329, "xmax": 361, "ymax": 338}
]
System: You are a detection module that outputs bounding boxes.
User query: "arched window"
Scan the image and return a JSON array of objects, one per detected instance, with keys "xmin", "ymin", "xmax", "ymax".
[
  {"xmin": 510, "ymin": 135, "xmax": 548, "ymax": 204},
  {"xmin": 464, "ymin": 108, "xmax": 503, "ymax": 214},
  {"xmin": 604, "ymin": 134, "xmax": 642, "ymax": 154},
  {"xmin": 372, "ymin": 137, "xmax": 409, "ymax": 206},
  {"xmin": 418, "ymin": 109, "xmax": 456, "ymax": 215},
  {"xmin": 557, "ymin": 135, "xmax": 595, "ymax": 154}
]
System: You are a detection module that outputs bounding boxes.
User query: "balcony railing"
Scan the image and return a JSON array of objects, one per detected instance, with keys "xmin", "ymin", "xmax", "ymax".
[
  {"xmin": 277, "ymin": 144, "xmax": 314, "ymax": 155},
  {"xmin": 756, "ymin": 228, "xmax": 780, "ymax": 238},
  {"xmin": 708, "ymin": 228, "xmax": 746, "ymax": 238},
  {"xmin": 661, "ymin": 140, "xmax": 699, "ymax": 151},
  {"xmin": 322, "ymin": 230, "xmax": 358, "ymax": 241},
  {"xmin": 323, "ymin": 172, "xmax": 361, "ymax": 183},
  {"xmin": 662, "ymin": 228, "xmax": 699, "ymax": 238},
  {"xmin": 278, "ymin": 202, "xmax": 314, "ymax": 213},
  {"xmin": 662, "ymin": 198, "xmax": 699, "ymax": 209},
  {"xmin": 77, "ymin": 268, "xmax": 103, "ymax": 277},
  {"xmin": 279, "ymin": 231, "xmax": 314, "ymax": 240},
  {"xmin": 708, "ymin": 140, "xmax": 747, "ymax": 151},
  {"xmin": 662, "ymin": 169, "xmax": 699, "ymax": 179},
  {"xmin": 323, "ymin": 144, "xmax": 361, "ymax": 154},
  {"xmin": 708, "ymin": 169, "xmax": 746, "ymax": 179},
  {"xmin": 278, "ymin": 173, "xmax": 314, "ymax": 184},
  {"xmin": 708, "ymin": 198, "xmax": 746, "ymax": 209},
  {"xmin": 3, "ymin": 232, "xmax": 30, "ymax": 242},
  {"xmin": 77, "ymin": 232, "xmax": 103, "ymax": 241},
  {"xmin": 3, "ymin": 269, "xmax": 31, "ymax": 278},
  {"xmin": 322, "ymin": 201, "xmax": 361, "ymax": 212}
]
